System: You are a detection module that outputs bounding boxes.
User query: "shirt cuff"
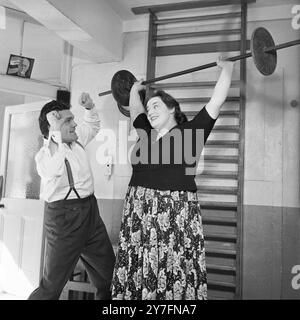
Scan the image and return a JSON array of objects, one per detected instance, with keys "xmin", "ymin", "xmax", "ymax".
[{"xmin": 84, "ymin": 107, "xmax": 100, "ymax": 122}]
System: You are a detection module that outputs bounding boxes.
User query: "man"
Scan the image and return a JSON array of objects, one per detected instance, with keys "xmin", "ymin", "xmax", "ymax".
[{"xmin": 28, "ymin": 94, "xmax": 115, "ymax": 300}]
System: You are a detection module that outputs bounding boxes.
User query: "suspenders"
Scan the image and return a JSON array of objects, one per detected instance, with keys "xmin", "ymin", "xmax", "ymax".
[{"xmin": 64, "ymin": 141, "xmax": 84, "ymax": 201}]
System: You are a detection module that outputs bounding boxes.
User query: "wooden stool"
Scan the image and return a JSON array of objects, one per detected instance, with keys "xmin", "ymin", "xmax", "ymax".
[
  {"xmin": 61, "ymin": 261, "xmax": 96, "ymax": 300},
  {"xmin": 60, "ymin": 245, "xmax": 119, "ymax": 300}
]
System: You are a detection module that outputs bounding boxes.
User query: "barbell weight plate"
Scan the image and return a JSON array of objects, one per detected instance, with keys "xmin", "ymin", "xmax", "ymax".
[
  {"xmin": 251, "ymin": 27, "xmax": 277, "ymax": 76},
  {"xmin": 117, "ymin": 103, "xmax": 130, "ymax": 118},
  {"xmin": 111, "ymin": 70, "xmax": 137, "ymax": 106},
  {"xmin": 111, "ymin": 69, "xmax": 146, "ymax": 117}
]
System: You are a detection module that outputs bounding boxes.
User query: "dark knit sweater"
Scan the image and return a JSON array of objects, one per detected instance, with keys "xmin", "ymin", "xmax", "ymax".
[{"xmin": 129, "ymin": 106, "xmax": 216, "ymax": 191}]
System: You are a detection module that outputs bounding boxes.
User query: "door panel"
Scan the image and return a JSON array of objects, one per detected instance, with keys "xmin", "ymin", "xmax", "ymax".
[
  {"xmin": 4, "ymin": 110, "xmax": 42, "ymax": 199},
  {"xmin": 0, "ymin": 101, "xmax": 47, "ymax": 298},
  {"xmin": 0, "ymin": 200, "xmax": 44, "ymax": 297}
]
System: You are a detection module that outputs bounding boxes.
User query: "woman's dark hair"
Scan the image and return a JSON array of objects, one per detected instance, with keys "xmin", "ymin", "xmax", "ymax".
[
  {"xmin": 144, "ymin": 90, "xmax": 187, "ymax": 125},
  {"xmin": 39, "ymin": 100, "xmax": 71, "ymax": 138}
]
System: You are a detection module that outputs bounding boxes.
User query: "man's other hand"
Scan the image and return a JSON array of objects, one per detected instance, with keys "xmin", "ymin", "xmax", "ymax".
[{"xmin": 46, "ymin": 111, "xmax": 64, "ymax": 131}]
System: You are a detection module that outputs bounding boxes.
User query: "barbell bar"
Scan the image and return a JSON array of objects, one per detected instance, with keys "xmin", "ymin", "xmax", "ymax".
[
  {"xmin": 98, "ymin": 27, "xmax": 300, "ymax": 109},
  {"xmin": 264, "ymin": 39, "xmax": 300, "ymax": 53}
]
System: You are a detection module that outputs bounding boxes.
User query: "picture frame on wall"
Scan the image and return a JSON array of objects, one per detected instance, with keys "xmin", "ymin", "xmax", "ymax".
[{"xmin": 6, "ymin": 54, "xmax": 34, "ymax": 79}]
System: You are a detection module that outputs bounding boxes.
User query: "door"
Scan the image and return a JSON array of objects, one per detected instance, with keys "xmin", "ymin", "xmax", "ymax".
[{"xmin": 0, "ymin": 101, "xmax": 48, "ymax": 298}]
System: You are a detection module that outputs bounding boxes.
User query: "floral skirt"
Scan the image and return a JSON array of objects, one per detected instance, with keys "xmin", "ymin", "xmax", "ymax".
[{"xmin": 111, "ymin": 185, "xmax": 207, "ymax": 300}]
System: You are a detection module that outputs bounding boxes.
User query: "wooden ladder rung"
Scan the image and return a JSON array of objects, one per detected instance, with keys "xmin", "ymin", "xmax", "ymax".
[
  {"xmin": 155, "ymin": 29, "xmax": 242, "ymax": 40},
  {"xmin": 185, "ymin": 110, "xmax": 239, "ymax": 117},
  {"xmin": 202, "ymin": 216, "xmax": 237, "ymax": 226},
  {"xmin": 208, "ymin": 295, "xmax": 231, "ymax": 300},
  {"xmin": 198, "ymin": 170, "xmax": 238, "ymax": 179},
  {"xmin": 150, "ymin": 80, "xmax": 241, "ymax": 89},
  {"xmin": 219, "ymin": 110, "xmax": 240, "ymax": 117},
  {"xmin": 177, "ymin": 97, "xmax": 240, "ymax": 103},
  {"xmin": 198, "ymin": 186, "xmax": 238, "ymax": 195},
  {"xmin": 155, "ymin": 40, "xmax": 250, "ymax": 56},
  {"xmin": 204, "ymin": 232, "xmax": 237, "ymax": 241},
  {"xmin": 206, "ymin": 140, "xmax": 239, "ymax": 147},
  {"xmin": 206, "ymin": 264, "xmax": 236, "ymax": 274},
  {"xmin": 155, "ymin": 12, "xmax": 241, "ymax": 25},
  {"xmin": 213, "ymin": 125, "xmax": 240, "ymax": 132},
  {"xmin": 200, "ymin": 201, "xmax": 238, "ymax": 210},
  {"xmin": 203, "ymin": 155, "xmax": 239, "ymax": 163},
  {"xmin": 71, "ymin": 271, "xmax": 82, "ymax": 278},
  {"xmin": 132, "ymin": 0, "xmax": 256, "ymax": 15},
  {"xmin": 208, "ymin": 280, "xmax": 236, "ymax": 292},
  {"xmin": 206, "ymin": 248, "xmax": 237, "ymax": 257},
  {"xmin": 65, "ymin": 281, "xmax": 96, "ymax": 294}
]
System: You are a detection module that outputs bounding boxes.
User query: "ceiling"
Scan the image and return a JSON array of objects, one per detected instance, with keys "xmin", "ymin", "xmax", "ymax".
[
  {"xmin": 0, "ymin": 0, "xmax": 298, "ymax": 21},
  {"xmin": 0, "ymin": 0, "xmax": 207, "ymax": 21},
  {"xmin": 0, "ymin": 0, "xmax": 18, "ymax": 10},
  {"xmin": 0, "ymin": 0, "xmax": 297, "ymax": 62}
]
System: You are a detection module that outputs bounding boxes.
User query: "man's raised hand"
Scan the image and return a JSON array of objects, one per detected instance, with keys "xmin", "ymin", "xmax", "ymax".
[{"xmin": 79, "ymin": 92, "xmax": 95, "ymax": 110}]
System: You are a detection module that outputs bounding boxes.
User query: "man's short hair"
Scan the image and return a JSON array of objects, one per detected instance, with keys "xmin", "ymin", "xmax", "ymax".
[{"xmin": 39, "ymin": 100, "xmax": 71, "ymax": 138}]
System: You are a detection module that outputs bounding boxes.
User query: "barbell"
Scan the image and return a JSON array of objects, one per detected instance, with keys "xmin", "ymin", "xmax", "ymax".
[{"xmin": 98, "ymin": 27, "xmax": 300, "ymax": 117}]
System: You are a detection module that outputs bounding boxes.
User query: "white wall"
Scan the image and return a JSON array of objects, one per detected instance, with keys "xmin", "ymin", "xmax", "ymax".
[
  {"xmin": 244, "ymin": 19, "xmax": 300, "ymax": 208},
  {"xmin": 0, "ymin": 15, "xmax": 23, "ymax": 73}
]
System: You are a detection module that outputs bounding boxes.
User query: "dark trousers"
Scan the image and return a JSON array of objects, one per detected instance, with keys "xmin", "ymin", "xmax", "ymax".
[{"xmin": 28, "ymin": 194, "xmax": 115, "ymax": 300}]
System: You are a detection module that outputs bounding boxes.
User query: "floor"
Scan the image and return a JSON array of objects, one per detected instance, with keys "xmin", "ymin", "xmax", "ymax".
[{"xmin": 0, "ymin": 291, "xmax": 26, "ymax": 300}]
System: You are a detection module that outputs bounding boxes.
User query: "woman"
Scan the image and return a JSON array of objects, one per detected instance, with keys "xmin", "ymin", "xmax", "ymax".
[{"xmin": 112, "ymin": 59, "xmax": 234, "ymax": 300}]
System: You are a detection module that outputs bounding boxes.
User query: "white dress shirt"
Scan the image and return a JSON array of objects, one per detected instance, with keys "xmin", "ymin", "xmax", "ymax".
[{"xmin": 35, "ymin": 108, "xmax": 100, "ymax": 203}]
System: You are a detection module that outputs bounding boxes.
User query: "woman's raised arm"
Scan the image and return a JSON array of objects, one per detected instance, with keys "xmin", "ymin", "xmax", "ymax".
[{"xmin": 206, "ymin": 59, "xmax": 235, "ymax": 119}]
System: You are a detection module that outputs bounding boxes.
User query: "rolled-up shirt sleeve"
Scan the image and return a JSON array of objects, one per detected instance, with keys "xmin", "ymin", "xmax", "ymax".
[
  {"xmin": 76, "ymin": 108, "xmax": 100, "ymax": 147},
  {"xmin": 35, "ymin": 131, "xmax": 66, "ymax": 181}
]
